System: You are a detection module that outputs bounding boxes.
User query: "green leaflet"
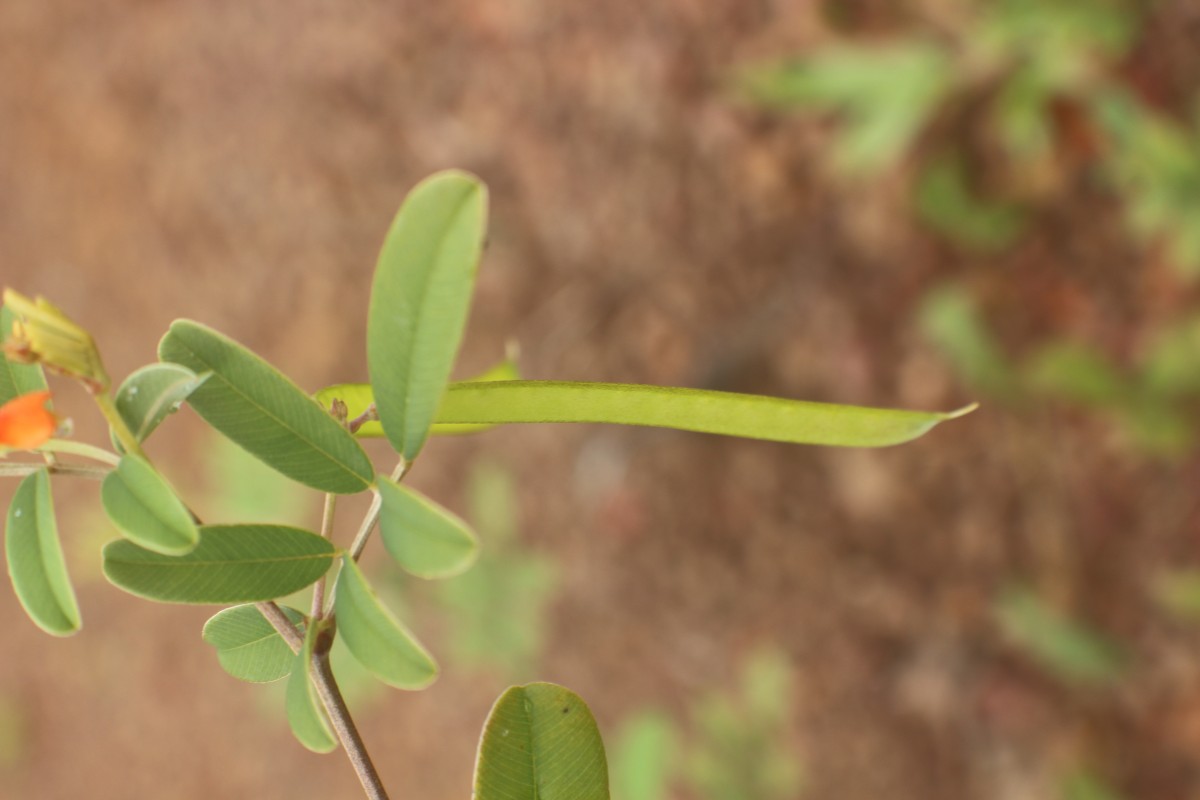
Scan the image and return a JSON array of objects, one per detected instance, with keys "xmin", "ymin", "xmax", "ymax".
[
  {"xmin": 366, "ymin": 170, "xmax": 488, "ymax": 461},
  {"xmin": 286, "ymin": 621, "xmax": 337, "ymax": 753},
  {"xmin": 474, "ymin": 683, "xmax": 610, "ymax": 800},
  {"xmin": 202, "ymin": 603, "xmax": 305, "ymax": 683},
  {"xmin": 377, "ymin": 478, "xmax": 478, "ymax": 579},
  {"xmin": 333, "ymin": 555, "xmax": 438, "ymax": 689},
  {"xmin": 315, "ymin": 355, "xmax": 518, "ymax": 439},
  {"xmin": 435, "ymin": 381, "xmax": 976, "ymax": 447},
  {"xmin": 112, "ymin": 363, "xmax": 209, "ymax": 446},
  {"xmin": 102, "ymin": 524, "xmax": 336, "ymax": 604},
  {"xmin": 101, "ymin": 455, "xmax": 199, "ymax": 555},
  {"xmin": 0, "ymin": 307, "xmax": 48, "ymax": 405},
  {"xmin": 158, "ymin": 320, "xmax": 375, "ymax": 494},
  {"xmin": 4, "ymin": 470, "xmax": 80, "ymax": 636}
]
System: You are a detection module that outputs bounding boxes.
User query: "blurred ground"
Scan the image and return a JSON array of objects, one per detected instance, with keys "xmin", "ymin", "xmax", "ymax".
[{"xmin": 2, "ymin": 2, "xmax": 1200, "ymax": 799}]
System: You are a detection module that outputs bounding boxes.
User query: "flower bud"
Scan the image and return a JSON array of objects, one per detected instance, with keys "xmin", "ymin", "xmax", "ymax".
[{"xmin": 3, "ymin": 289, "xmax": 109, "ymax": 393}]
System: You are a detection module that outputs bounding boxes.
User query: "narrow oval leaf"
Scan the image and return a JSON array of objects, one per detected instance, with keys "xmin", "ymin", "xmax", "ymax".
[
  {"xmin": 367, "ymin": 170, "xmax": 488, "ymax": 461},
  {"xmin": 437, "ymin": 381, "xmax": 976, "ymax": 447},
  {"xmin": 158, "ymin": 320, "xmax": 375, "ymax": 494},
  {"xmin": 102, "ymin": 524, "xmax": 336, "ymax": 604},
  {"xmin": 377, "ymin": 478, "xmax": 477, "ymax": 579},
  {"xmin": 113, "ymin": 363, "xmax": 209, "ymax": 445},
  {"xmin": 5, "ymin": 470, "xmax": 80, "ymax": 636},
  {"xmin": 203, "ymin": 603, "xmax": 305, "ymax": 683},
  {"xmin": 334, "ymin": 555, "xmax": 437, "ymax": 689},
  {"xmin": 474, "ymin": 682, "xmax": 610, "ymax": 800},
  {"xmin": 0, "ymin": 307, "xmax": 48, "ymax": 405},
  {"xmin": 315, "ymin": 354, "xmax": 518, "ymax": 439},
  {"xmin": 286, "ymin": 621, "xmax": 337, "ymax": 753},
  {"xmin": 101, "ymin": 455, "xmax": 199, "ymax": 555}
]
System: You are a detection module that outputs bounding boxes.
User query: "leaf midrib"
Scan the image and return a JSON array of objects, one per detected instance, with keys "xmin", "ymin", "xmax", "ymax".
[
  {"xmin": 134, "ymin": 373, "xmax": 200, "ymax": 440},
  {"xmin": 221, "ymin": 628, "xmax": 292, "ymax": 655},
  {"xmin": 106, "ymin": 552, "xmax": 336, "ymax": 569}
]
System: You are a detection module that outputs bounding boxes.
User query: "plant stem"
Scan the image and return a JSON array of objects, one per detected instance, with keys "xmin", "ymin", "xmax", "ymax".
[
  {"xmin": 311, "ymin": 493, "xmax": 337, "ymax": 620},
  {"xmin": 0, "ymin": 461, "xmax": 109, "ymax": 480},
  {"xmin": 254, "ymin": 600, "xmax": 390, "ymax": 799},
  {"xmin": 92, "ymin": 390, "xmax": 149, "ymax": 460},
  {"xmin": 313, "ymin": 650, "xmax": 390, "ymax": 800},
  {"xmin": 37, "ymin": 438, "xmax": 121, "ymax": 466},
  {"xmin": 348, "ymin": 458, "xmax": 409, "ymax": 562},
  {"xmin": 256, "ymin": 600, "xmax": 304, "ymax": 651}
]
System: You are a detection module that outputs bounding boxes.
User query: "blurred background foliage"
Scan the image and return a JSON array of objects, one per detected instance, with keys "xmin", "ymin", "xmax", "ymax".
[
  {"xmin": 3, "ymin": 1, "xmax": 1200, "ymax": 799},
  {"xmin": 741, "ymin": 0, "xmax": 1200, "ymax": 276},
  {"xmin": 743, "ymin": 0, "xmax": 1200, "ymax": 461},
  {"xmin": 611, "ymin": 647, "xmax": 804, "ymax": 800}
]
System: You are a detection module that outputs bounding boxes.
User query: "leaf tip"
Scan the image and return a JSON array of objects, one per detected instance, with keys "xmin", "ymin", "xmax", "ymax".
[{"xmin": 945, "ymin": 401, "xmax": 980, "ymax": 420}]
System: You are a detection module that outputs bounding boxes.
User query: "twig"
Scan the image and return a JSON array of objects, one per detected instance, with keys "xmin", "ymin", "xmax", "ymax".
[
  {"xmin": 313, "ymin": 649, "xmax": 390, "ymax": 800},
  {"xmin": 348, "ymin": 492, "xmax": 384, "ymax": 563},
  {"xmin": 256, "ymin": 600, "xmax": 303, "ymax": 652},
  {"xmin": 348, "ymin": 458, "xmax": 409, "ymax": 562},
  {"xmin": 0, "ymin": 461, "xmax": 109, "ymax": 480},
  {"xmin": 254, "ymin": 604, "xmax": 390, "ymax": 799},
  {"xmin": 311, "ymin": 493, "xmax": 337, "ymax": 620},
  {"xmin": 92, "ymin": 391, "xmax": 150, "ymax": 461},
  {"xmin": 37, "ymin": 438, "xmax": 121, "ymax": 466}
]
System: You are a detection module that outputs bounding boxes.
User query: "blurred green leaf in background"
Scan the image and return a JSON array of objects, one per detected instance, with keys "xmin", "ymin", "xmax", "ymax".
[
  {"xmin": 610, "ymin": 646, "xmax": 804, "ymax": 800},
  {"xmin": 995, "ymin": 587, "xmax": 1125, "ymax": 686},
  {"xmin": 739, "ymin": 42, "xmax": 952, "ymax": 175},
  {"xmin": 436, "ymin": 461, "xmax": 558, "ymax": 681},
  {"xmin": 921, "ymin": 284, "xmax": 1200, "ymax": 457},
  {"xmin": 915, "ymin": 155, "xmax": 1027, "ymax": 253},
  {"xmin": 199, "ymin": 431, "xmax": 314, "ymax": 526},
  {"xmin": 1059, "ymin": 766, "xmax": 1126, "ymax": 800}
]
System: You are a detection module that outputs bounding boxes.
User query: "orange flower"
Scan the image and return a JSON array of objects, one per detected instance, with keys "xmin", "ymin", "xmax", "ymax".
[{"xmin": 0, "ymin": 391, "xmax": 57, "ymax": 450}]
